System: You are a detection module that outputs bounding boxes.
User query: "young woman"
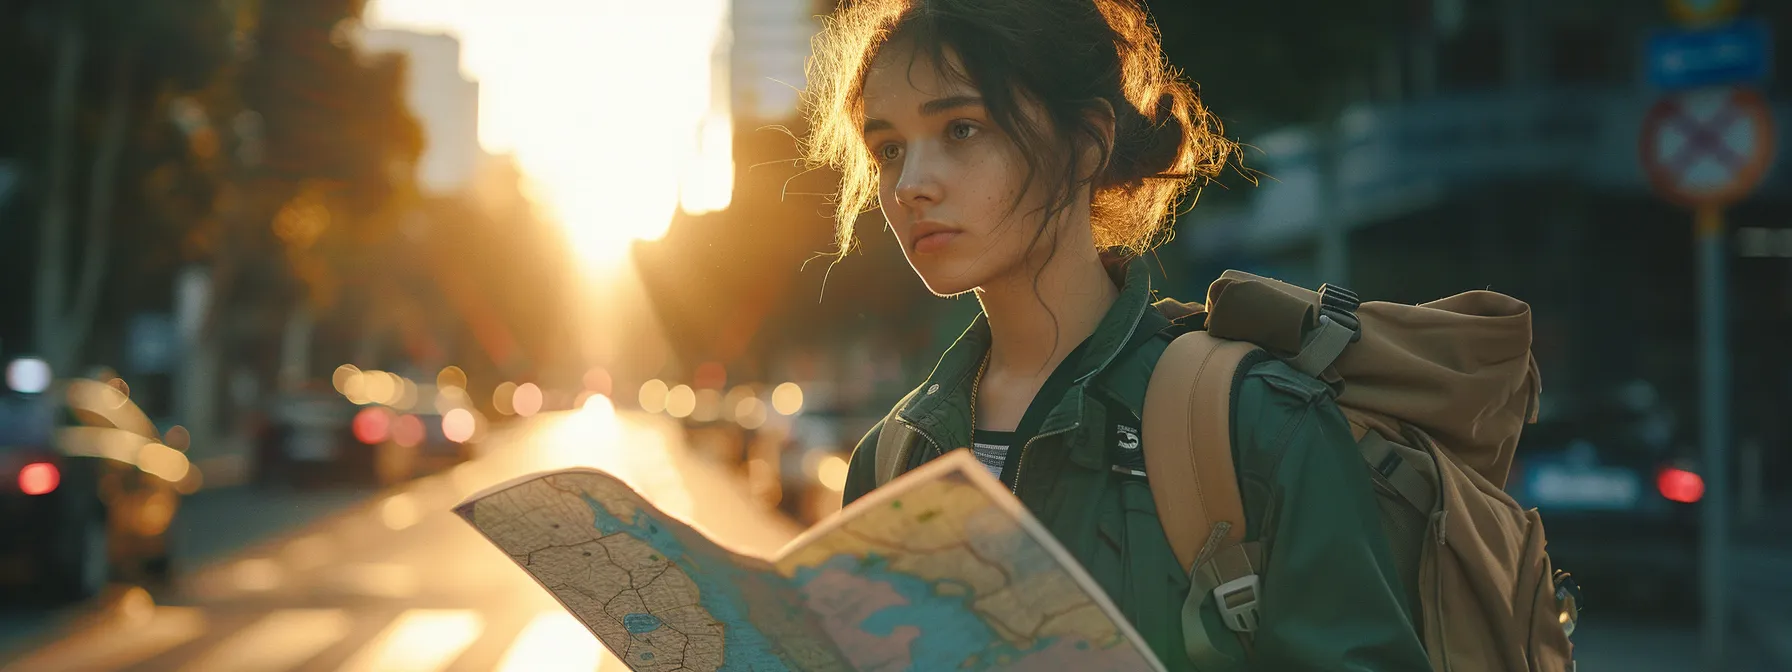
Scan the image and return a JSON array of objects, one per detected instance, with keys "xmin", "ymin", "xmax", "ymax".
[{"xmin": 805, "ymin": 0, "xmax": 1430, "ymax": 669}]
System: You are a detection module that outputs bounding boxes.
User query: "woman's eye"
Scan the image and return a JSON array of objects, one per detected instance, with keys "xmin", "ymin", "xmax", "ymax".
[
  {"xmin": 876, "ymin": 143, "xmax": 902, "ymax": 162},
  {"xmin": 948, "ymin": 122, "xmax": 978, "ymax": 141}
]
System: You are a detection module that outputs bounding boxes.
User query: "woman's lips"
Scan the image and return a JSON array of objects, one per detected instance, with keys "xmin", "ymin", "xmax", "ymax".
[{"xmin": 913, "ymin": 231, "xmax": 960, "ymax": 254}]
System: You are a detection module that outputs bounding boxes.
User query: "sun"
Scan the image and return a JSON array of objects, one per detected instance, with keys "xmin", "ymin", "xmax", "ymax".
[{"xmin": 363, "ymin": 0, "xmax": 733, "ymax": 269}]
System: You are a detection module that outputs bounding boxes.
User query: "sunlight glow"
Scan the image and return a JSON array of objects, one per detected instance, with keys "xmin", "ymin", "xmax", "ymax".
[
  {"xmin": 340, "ymin": 609, "xmax": 482, "ymax": 672},
  {"xmin": 188, "ymin": 609, "xmax": 351, "ymax": 672},
  {"xmin": 497, "ymin": 611, "xmax": 602, "ymax": 672},
  {"xmin": 381, "ymin": 494, "xmax": 421, "ymax": 531},
  {"xmin": 365, "ymin": 0, "xmax": 733, "ymax": 268}
]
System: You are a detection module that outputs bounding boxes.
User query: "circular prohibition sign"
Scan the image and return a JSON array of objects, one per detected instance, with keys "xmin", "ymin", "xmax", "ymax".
[{"xmin": 1638, "ymin": 87, "xmax": 1778, "ymax": 209}]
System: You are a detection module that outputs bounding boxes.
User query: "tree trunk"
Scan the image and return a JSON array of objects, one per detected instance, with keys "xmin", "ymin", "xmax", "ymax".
[
  {"xmin": 34, "ymin": 9, "xmax": 83, "ymax": 372},
  {"xmin": 63, "ymin": 52, "xmax": 136, "ymax": 372}
]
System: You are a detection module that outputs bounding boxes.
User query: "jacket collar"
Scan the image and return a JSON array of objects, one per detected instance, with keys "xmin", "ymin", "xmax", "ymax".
[{"xmin": 894, "ymin": 261, "xmax": 1167, "ymax": 463}]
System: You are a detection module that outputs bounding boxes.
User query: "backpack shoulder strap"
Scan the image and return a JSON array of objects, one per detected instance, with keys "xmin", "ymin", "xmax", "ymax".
[
  {"xmin": 1144, "ymin": 330, "xmax": 1269, "ymax": 664},
  {"xmin": 1142, "ymin": 330, "xmax": 1258, "ymax": 574}
]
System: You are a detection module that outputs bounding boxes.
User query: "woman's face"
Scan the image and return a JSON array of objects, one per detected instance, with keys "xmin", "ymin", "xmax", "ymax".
[{"xmin": 861, "ymin": 44, "xmax": 1054, "ymax": 297}]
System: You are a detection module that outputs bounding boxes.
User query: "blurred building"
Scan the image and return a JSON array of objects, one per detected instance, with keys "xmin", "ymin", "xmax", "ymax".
[
  {"xmin": 357, "ymin": 29, "xmax": 481, "ymax": 195},
  {"xmin": 729, "ymin": 0, "xmax": 822, "ymax": 124},
  {"xmin": 1179, "ymin": 2, "xmax": 1792, "ymax": 495}
]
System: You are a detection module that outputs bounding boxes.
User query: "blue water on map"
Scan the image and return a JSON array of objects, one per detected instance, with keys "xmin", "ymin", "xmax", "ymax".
[
  {"xmin": 582, "ymin": 495, "xmax": 787, "ymax": 670},
  {"xmin": 623, "ymin": 613, "xmax": 662, "ymax": 634},
  {"xmin": 790, "ymin": 553, "xmax": 1055, "ymax": 671}
]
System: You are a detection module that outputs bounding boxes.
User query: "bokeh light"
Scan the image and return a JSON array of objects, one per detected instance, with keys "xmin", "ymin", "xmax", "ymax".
[
  {"xmin": 513, "ymin": 383, "xmax": 544, "ymax": 417},
  {"xmin": 6, "ymin": 358, "xmax": 52, "ymax": 394},
  {"xmin": 665, "ymin": 384, "xmax": 696, "ymax": 419},
  {"xmin": 164, "ymin": 425, "xmax": 192, "ymax": 451},
  {"xmin": 583, "ymin": 367, "xmax": 612, "ymax": 396},
  {"xmin": 393, "ymin": 414, "xmax": 427, "ymax": 448},
  {"xmin": 137, "ymin": 443, "xmax": 192, "ymax": 483},
  {"xmin": 817, "ymin": 455, "xmax": 849, "ymax": 491},
  {"xmin": 354, "ymin": 407, "xmax": 394, "ymax": 444},
  {"xmin": 333, "ymin": 364, "xmax": 361, "ymax": 393},
  {"xmin": 638, "ymin": 379, "xmax": 669, "ymax": 413},
  {"xmin": 394, "ymin": 378, "xmax": 419, "ymax": 410},
  {"xmin": 435, "ymin": 385, "xmax": 470, "ymax": 414},
  {"xmin": 437, "ymin": 365, "xmax": 468, "ymax": 391},
  {"xmin": 18, "ymin": 462, "xmax": 58, "ymax": 495},
  {"xmin": 381, "ymin": 494, "xmax": 420, "ymax": 531},
  {"xmin": 692, "ymin": 388, "xmax": 721, "ymax": 422},
  {"xmin": 492, "ymin": 381, "xmax": 518, "ymax": 415},
  {"xmin": 364, "ymin": 371, "xmax": 397, "ymax": 407},
  {"xmin": 735, "ymin": 397, "xmax": 768, "ymax": 430},
  {"xmin": 343, "ymin": 370, "xmax": 371, "ymax": 405},
  {"xmin": 443, "ymin": 408, "xmax": 476, "ymax": 443},
  {"xmin": 771, "ymin": 382, "xmax": 804, "ymax": 415}
]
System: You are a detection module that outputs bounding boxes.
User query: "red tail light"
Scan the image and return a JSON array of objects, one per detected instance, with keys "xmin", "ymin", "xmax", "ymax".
[
  {"xmin": 19, "ymin": 462, "xmax": 59, "ymax": 495},
  {"xmin": 353, "ymin": 407, "xmax": 393, "ymax": 445},
  {"xmin": 1657, "ymin": 467, "xmax": 1705, "ymax": 504}
]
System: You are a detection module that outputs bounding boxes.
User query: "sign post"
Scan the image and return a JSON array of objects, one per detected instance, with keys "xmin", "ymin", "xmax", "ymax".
[{"xmin": 1639, "ymin": 84, "xmax": 1775, "ymax": 669}]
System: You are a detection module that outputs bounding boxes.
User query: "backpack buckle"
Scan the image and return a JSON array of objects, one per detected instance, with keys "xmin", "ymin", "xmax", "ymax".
[
  {"xmin": 1212, "ymin": 574, "xmax": 1262, "ymax": 633},
  {"xmin": 1317, "ymin": 284, "xmax": 1362, "ymax": 342}
]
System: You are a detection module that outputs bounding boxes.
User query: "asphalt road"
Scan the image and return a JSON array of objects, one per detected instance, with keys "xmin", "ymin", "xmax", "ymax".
[
  {"xmin": 0, "ymin": 404, "xmax": 1784, "ymax": 671},
  {"xmin": 0, "ymin": 406, "xmax": 801, "ymax": 671}
]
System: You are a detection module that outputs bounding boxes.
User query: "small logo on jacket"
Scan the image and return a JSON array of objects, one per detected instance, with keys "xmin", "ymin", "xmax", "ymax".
[{"xmin": 1116, "ymin": 424, "xmax": 1140, "ymax": 451}]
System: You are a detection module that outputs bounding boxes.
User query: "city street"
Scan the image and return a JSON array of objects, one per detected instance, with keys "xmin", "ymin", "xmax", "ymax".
[
  {"xmin": 0, "ymin": 405, "xmax": 1784, "ymax": 671},
  {"xmin": 0, "ymin": 406, "xmax": 801, "ymax": 671}
]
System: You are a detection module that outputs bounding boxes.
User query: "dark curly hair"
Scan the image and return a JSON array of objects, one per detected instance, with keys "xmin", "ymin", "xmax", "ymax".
[{"xmin": 803, "ymin": 0, "xmax": 1233, "ymax": 261}]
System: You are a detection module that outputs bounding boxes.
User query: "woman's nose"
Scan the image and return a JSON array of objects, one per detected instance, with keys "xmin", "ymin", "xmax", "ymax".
[{"xmin": 893, "ymin": 153, "xmax": 942, "ymax": 208}]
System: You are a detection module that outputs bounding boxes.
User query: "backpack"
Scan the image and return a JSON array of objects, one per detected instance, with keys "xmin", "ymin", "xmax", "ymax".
[{"xmin": 1142, "ymin": 270, "xmax": 1576, "ymax": 671}]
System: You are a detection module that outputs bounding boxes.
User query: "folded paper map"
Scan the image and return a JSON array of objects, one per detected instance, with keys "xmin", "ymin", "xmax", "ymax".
[{"xmin": 454, "ymin": 448, "xmax": 1166, "ymax": 671}]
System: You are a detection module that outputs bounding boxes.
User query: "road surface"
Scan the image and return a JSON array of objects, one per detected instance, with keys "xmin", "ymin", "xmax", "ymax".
[
  {"xmin": 0, "ymin": 405, "xmax": 800, "ymax": 671},
  {"xmin": 0, "ymin": 403, "xmax": 1784, "ymax": 670}
]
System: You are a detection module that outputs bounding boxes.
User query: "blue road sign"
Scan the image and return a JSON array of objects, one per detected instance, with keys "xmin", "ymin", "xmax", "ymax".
[{"xmin": 1646, "ymin": 19, "xmax": 1772, "ymax": 91}]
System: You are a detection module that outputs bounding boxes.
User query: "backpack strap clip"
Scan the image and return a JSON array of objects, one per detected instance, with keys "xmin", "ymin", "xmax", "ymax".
[{"xmin": 1288, "ymin": 284, "xmax": 1363, "ymax": 377}]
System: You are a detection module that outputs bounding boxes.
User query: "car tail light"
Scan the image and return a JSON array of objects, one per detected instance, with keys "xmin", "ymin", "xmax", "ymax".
[
  {"xmin": 354, "ymin": 407, "xmax": 392, "ymax": 445},
  {"xmin": 393, "ymin": 414, "xmax": 425, "ymax": 448},
  {"xmin": 19, "ymin": 462, "xmax": 59, "ymax": 495},
  {"xmin": 1657, "ymin": 466, "xmax": 1704, "ymax": 504}
]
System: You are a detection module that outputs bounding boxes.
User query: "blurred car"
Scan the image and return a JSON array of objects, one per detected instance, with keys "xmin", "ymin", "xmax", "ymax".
[
  {"xmin": 1509, "ymin": 384, "xmax": 1701, "ymax": 613},
  {"xmin": 399, "ymin": 408, "xmax": 478, "ymax": 478},
  {"xmin": 256, "ymin": 387, "xmax": 479, "ymax": 489},
  {"xmin": 775, "ymin": 410, "xmax": 879, "ymax": 526},
  {"xmin": 0, "ymin": 377, "xmax": 187, "ymax": 604},
  {"xmin": 255, "ymin": 388, "xmax": 380, "ymax": 489}
]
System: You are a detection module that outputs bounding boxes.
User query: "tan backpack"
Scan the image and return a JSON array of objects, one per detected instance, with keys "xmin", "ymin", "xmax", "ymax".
[{"xmin": 1142, "ymin": 270, "xmax": 1576, "ymax": 672}]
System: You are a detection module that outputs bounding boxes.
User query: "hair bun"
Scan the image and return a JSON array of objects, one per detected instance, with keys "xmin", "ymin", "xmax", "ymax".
[{"xmin": 1126, "ymin": 91, "xmax": 1186, "ymax": 180}]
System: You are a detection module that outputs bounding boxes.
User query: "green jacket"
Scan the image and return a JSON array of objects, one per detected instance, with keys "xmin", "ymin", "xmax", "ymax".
[{"xmin": 841, "ymin": 262, "xmax": 1431, "ymax": 671}]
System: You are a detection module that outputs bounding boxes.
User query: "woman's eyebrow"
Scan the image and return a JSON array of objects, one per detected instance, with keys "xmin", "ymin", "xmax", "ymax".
[
  {"xmin": 861, "ymin": 95, "xmax": 985, "ymax": 137},
  {"xmin": 919, "ymin": 95, "xmax": 983, "ymax": 116}
]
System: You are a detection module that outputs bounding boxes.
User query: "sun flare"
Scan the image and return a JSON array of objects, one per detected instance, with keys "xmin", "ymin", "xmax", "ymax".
[{"xmin": 365, "ymin": 0, "xmax": 733, "ymax": 268}]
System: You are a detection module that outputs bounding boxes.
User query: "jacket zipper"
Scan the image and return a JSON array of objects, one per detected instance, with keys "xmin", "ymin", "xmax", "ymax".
[
  {"xmin": 1010, "ymin": 424, "xmax": 1079, "ymax": 497},
  {"xmin": 893, "ymin": 418, "xmax": 946, "ymax": 467}
]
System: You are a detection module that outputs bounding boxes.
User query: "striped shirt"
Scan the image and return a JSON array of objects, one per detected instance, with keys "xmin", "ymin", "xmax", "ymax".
[{"xmin": 971, "ymin": 430, "xmax": 1017, "ymax": 480}]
